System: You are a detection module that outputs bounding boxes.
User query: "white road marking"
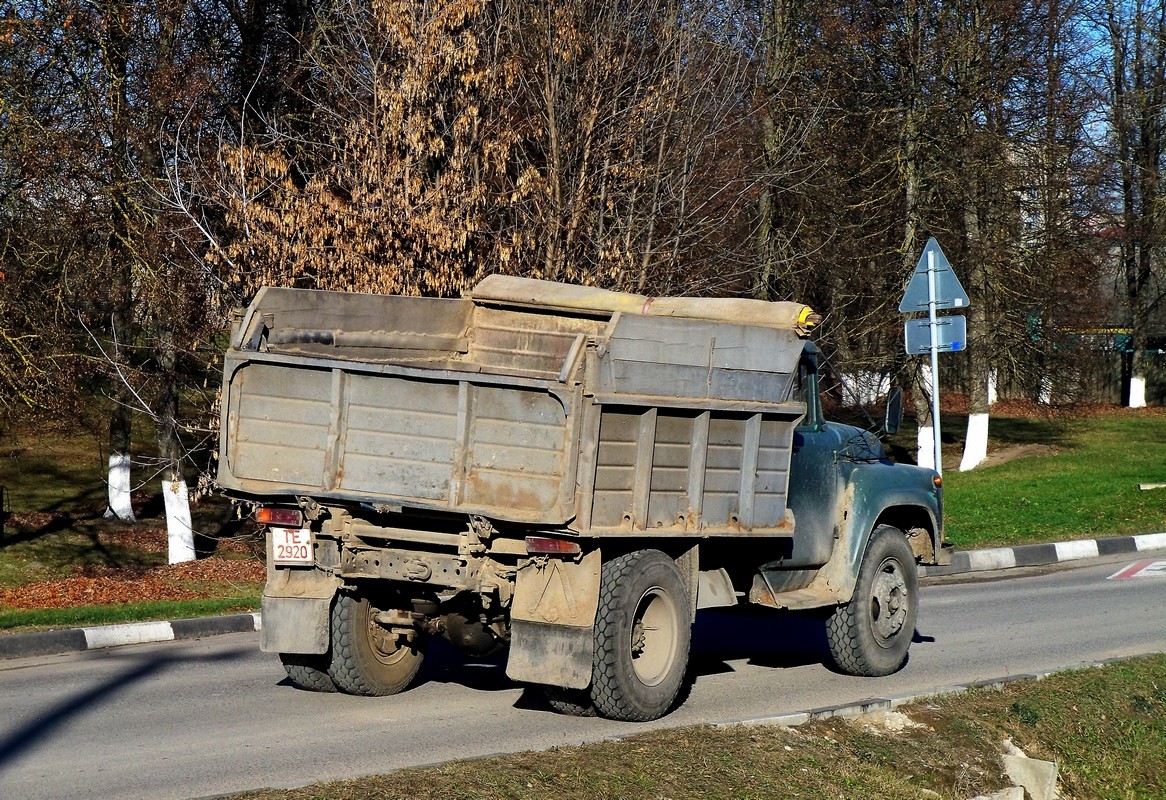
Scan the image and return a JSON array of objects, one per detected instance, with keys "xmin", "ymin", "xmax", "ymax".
[{"xmin": 1108, "ymin": 560, "xmax": 1166, "ymax": 580}]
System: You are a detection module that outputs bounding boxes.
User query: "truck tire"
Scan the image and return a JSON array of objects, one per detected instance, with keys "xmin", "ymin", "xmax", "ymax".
[
  {"xmin": 591, "ymin": 549, "xmax": 691, "ymax": 722},
  {"xmin": 826, "ymin": 525, "xmax": 917, "ymax": 676},
  {"xmin": 541, "ymin": 686, "xmax": 597, "ymax": 717},
  {"xmin": 279, "ymin": 653, "xmax": 337, "ymax": 692},
  {"xmin": 328, "ymin": 592, "xmax": 425, "ymax": 696}
]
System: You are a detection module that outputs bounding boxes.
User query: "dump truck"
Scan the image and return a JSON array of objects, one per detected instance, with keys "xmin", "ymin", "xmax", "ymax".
[{"xmin": 217, "ymin": 276, "xmax": 947, "ymax": 721}]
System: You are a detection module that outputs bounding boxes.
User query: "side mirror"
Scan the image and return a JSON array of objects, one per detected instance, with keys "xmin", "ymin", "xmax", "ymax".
[{"xmin": 884, "ymin": 386, "xmax": 903, "ymax": 436}]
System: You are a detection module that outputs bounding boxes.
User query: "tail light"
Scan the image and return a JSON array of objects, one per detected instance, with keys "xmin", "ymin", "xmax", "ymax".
[
  {"xmin": 256, "ymin": 507, "xmax": 304, "ymax": 527},
  {"xmin": 525, "ymin": 536, "xmax": 582, "ymax": 556}
]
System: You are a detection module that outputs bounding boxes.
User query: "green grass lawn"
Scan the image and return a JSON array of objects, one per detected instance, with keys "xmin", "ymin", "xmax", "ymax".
[{"xmin": 937, "ymin": 412, "xmax": 1166, "ymax": 547}]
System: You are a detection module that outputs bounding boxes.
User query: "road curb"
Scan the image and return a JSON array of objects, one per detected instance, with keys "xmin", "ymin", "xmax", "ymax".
[
  {"xmin": 715, "ymin": 655, "xmax": 1153, "ymax": 730},
  {"xmin": 2, "ymin": 531, "xmax": 1164, "ymax": 661},
  {"xmin": 920, "ymin": 531, "xmax": 1166, "ymax": 577},
  {"xmin": 0, "ymin": 612, "xmax": 260, "ymax": 660}
]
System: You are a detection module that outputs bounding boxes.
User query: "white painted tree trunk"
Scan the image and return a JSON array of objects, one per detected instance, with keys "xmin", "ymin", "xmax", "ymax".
[
  {"xmin": 1129, "ymin": 375, "xmax": 1147, "ymax": 408},
  {"xmin": 104, "ymin": 453, "xmax": 136, "ymax": 522},
  {"xmin": 1039, "ymin": 377, "xmax": 1053, "ymax": 405},
  {"xmin": 839, "ymin": 370, "xmax": 890, "ymax": 405},
  {"xmin": 916, "ymin": 425, "xmax": 935, "ymax": 470},
  {"xmin": 988, "ymin": 369, "xmax": 998, "ymax": 406},
  {"xmin": 959, "ymin": 412, "xmax": 989, "ymax": 472},
  {"xmin": 164, "ymin": 478, "xmax": 196, "ymax": 564}
]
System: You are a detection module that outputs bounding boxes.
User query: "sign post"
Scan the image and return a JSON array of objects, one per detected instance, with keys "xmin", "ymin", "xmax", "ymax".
[{"xmin": 898, "ymin": 238, "xmax": 969, "ymax": 476}]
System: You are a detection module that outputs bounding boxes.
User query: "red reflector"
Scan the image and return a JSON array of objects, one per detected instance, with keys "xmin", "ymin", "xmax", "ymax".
[
  {"xmin": 525, "ymin": 536, "xmax": 583, "ymax": 556},
  {"xmin": 256, "ymin": 507, "xmax": 304, "ymax": 527}
]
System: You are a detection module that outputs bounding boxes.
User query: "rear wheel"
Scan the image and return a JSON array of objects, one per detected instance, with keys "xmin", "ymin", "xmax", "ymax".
[
  {"xmin": 328, "ymin": 592, "xmax": 425, "ymax": 696},
  {"xmin": 591, "ymin": 549, "xmax": 691, "ymax": 722},
  {"xmin": 541, "ymin": 685, "xmax": 597, "ymax": 717},
  {"xmin": 279, "ymin": 652, "xmax": 336, "ymax": 692},
  {"xmin": 826, "ymin": 525, "xmax": 917, "ymax": 676}
]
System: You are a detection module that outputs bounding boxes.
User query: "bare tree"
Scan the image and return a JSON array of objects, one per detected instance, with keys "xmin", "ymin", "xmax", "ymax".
[{"xmin": 1099, "ymin": 0, "xmax": 1166, "ymax": 407}]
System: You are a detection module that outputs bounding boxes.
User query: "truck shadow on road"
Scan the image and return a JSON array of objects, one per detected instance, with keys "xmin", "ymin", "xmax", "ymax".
[
  {"xmin": 690, "ymin": 608, "xmax": 832, "ymax": 673},
  {"xmin": 398, "ymin": 609, "xmax": 841, "ymax": 700},
  {"xmin": 392, "ymin": 608, "xmax": 938, "ymax": 715},
  {"xmin": 688, "ymin": 608, "xmax": 935, "ymax": 676}
]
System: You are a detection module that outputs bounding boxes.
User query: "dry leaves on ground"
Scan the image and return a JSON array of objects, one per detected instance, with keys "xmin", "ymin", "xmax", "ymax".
[{"xmin": 0, "ymin": 558, "xmax": 265, "ymax": 610}]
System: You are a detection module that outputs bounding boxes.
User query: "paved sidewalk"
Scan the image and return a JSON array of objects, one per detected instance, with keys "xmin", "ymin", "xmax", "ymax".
[{"xmin": 2, "ymin": 531, "xmax": 1164, "ymax": 661}]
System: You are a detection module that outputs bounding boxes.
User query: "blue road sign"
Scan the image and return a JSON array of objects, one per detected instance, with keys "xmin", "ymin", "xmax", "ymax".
[
  {"xmin": 904, "ymin": 315, "xmax": 967, "ymax": 355},
  {"xmin": 898, "ymin": 238, "xmax": 970, "ymax": 312}
]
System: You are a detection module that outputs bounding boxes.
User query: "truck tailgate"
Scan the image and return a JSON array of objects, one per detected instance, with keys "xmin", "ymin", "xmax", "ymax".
[{"xmin": 222, "ymin": 358, "xmax": 577, "ymax": 523}]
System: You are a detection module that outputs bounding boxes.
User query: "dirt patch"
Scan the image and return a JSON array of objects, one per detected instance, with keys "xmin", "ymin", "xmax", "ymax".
[
  {"xmin": 980, "ymin": 442, "xmax": 1062, "ymax": 468},
  {"xmin": 0, "ymin": 506, "xmax": 265, "ymax": 613},
  {"xmin": 0, "ymin": 573, "xmax": 200, "ymax": 608},
  {"xmin": 92, "ymin": 526, "xmax": 261, "ymax": 556},
  {"xmin": 6, "ymin": 511, "xmax": 70, "ymax": 530}
]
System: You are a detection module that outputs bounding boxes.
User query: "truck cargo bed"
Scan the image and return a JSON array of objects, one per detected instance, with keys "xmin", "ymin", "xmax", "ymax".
[{"xmin": 219, "ymin": 278, "xmax": 812, "ymax": 535}]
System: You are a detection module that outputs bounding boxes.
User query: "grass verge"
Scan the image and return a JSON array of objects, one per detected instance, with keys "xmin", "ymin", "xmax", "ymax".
[
  {"xmin": 227, "ymin": 654, "xmax": 1166, "ymax": 800},
  {"xmin": 0, "ymin": 596, "xmax": 260, "ymax": 634},
  {"xmin": 936, "ymin": 412, "xmax": 1166, "ymax": 548}
]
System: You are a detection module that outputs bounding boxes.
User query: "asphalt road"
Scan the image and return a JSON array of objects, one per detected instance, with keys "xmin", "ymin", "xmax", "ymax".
[{"xmin": 1, "ymin": 552, "xmax": 1164, "ymax": 800}]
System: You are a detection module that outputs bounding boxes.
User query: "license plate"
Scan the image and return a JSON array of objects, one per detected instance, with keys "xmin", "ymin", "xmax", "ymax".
[{"xmin": 271, "ymin": 527, "xmax": 314, "ymax": 565}]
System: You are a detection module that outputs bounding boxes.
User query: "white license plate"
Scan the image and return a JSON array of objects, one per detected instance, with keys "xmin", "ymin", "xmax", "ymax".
[{"xmin": 271, "ymin": 527, "xmax": 314, "ymax": 565}]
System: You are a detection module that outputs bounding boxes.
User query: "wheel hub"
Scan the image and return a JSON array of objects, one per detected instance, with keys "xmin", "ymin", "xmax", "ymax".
[
  {"xmin": 870, "ymin": 559, "xmax": 909, "ymax": 644},
  {"xmin": 630, "ymin": 588, "xmax": 679, "ymax": 686},
  {"xmin": 365, "ymin": 604, "xmax": 409, "ymax": 665}
]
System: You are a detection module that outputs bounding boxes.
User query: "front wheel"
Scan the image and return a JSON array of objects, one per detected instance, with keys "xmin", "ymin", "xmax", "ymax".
[
  {"xmin": 328, "ymin": 592, "xmax": 426, "ymax": 696},
  {"xmin": 591, "ymin": 549, "xmax": 691, "ymax": 722},
  {"xmin": 826, "ymin": 525, "xmax": 918, "ymax": 676}
]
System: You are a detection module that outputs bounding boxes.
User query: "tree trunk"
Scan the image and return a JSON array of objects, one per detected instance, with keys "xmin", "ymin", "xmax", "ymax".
[
  {"xmin": 959, "ymin": 147, "xmax": 990, "ymax": 469},
  {"xmin": 156, "ymin": 324, "xmax": 195, "ymax": 563},
  {"xmin": 961, "ymin": 248, "xmax": 991, "ymax": 470},
  {"xmin": 897, "ymin": 18, "xmax": 934, "ymax": 469},
  {"xmin": 1108, "ymin": 0, "xmax": 1164, "ymax": 408},
  {"xmin": 753, "ymin": 0, "xmax": 796, "ymax": 301},
  {"xmin": 103, "ymin": 0, "xmax": 136, "ymax": 523},
  {"xmin": 106, "ymin": 401, "xmax": 135, "ymax": 522}
]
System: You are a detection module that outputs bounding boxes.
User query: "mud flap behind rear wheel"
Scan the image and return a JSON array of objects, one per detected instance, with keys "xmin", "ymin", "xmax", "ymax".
[
  {"xmin": 260, "ymin": 568, "xmax": 339, "ymax": 654},
  {"xmin": 506, "ymin": 619, "xmax": 594, "ymax": 689},
  {"xmin": 505, "ymin": 549, "xmax": 601, "ymax": 689}
]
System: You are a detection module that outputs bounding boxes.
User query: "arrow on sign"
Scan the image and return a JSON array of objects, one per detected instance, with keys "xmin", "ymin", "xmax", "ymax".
[{"xmin": 898, "ymin": 238, "xmax": 970, "ymax": 312}]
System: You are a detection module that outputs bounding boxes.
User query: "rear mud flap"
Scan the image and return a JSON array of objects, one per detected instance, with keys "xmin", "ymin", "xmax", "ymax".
[
  {"xmin": 260, "ymin": 568, "xmax": 339, "ymax": 654},
  {"xmin": 505, "ymin": 549, "xmax": 600, "ymax": 689},
  {"xmin": 506, "ymin": 619, "xmax": 594, "ymax": 689}
]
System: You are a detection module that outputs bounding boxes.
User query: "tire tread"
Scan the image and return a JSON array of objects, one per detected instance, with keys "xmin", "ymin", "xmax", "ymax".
[
  {"xmin": 328, "ymin": 592, "xmax": 423, "ymax": 696},
  {"xmin": 280, "ymin": 653, "xmax": 337, "ymax": 692},
  {"xmin": 825, "ymin": 525, "xmax": 917, "ymax": 677},
  {"xmin": 591, "ymin": 550, "xmax": 690, "ymax": 722}
]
